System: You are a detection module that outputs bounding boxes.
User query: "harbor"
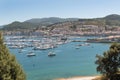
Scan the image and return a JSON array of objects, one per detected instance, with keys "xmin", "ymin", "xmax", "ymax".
[
  {"xmin": 86, "ymin": 35, "xmax": 120, "ymax": 43},
  {"xmin": 5, "ymin": 35, "xmax": 70, "ymax": 52},
  {"xmin": 2, "ymin": 0, "xmax": 120, "ymax": 80},
  {"xmin": 5, "ymin": 36, "xmax": 110, "ymax": 80}
]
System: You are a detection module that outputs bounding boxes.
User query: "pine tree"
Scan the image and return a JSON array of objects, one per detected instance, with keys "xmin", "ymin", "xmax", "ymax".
[
  {"xmin": 0, "ymin": 32, "xmax": 26, "ymax": 80},
  {"xmin": 95, "ymin": 43, "xmax": 120, "ymax": 80}
]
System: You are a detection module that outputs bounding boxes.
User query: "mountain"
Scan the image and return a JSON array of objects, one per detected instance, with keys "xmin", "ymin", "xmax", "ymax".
[
  {"xmin": 2, "ymin": 17, "xmax": 78, "ymax": 30},
  {"xmin": 103, "ymin": 14, "xmax": 120, "ymax": 26},
  {"xmin": 104, "ymin": 14, "xmax": 120, "ymax": 20},
  {"xmin": 2, "ymin": 21, "xmax": 37, "ymax": 31},
  {"xmin": 2, "ymin": 14, "xmax": 120, "ymax": 31},
  {"xmin": 78, "ymin": 14, "xmax": 120, "ymax": 26},
  {"xmin": 25, "ymin": 17, "xmax": 79, "ymax": 26}
]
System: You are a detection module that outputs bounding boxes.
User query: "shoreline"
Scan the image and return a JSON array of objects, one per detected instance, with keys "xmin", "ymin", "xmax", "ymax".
[{"xmin": 54, "ymin": 76, "xmax": 100, "ymax": 80}]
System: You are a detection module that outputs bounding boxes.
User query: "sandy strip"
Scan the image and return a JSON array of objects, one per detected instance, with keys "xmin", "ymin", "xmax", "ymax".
[{"xmin": 55, "ymin": 76, "xmax": 99, "ymax": 80}]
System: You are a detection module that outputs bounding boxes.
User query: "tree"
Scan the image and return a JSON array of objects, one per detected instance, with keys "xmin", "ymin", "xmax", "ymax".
[
  {"xmin": 95, "ymin": 43, "xmax": 120, "ymax": 80},
  {"xmin": 0, "ymin": 32, "xmax": 26, "ymax": 80}
]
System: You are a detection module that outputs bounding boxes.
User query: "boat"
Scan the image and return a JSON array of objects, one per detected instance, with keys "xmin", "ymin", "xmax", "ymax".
[
  {"xmin": 84, "ymin": 43, "xmax": 90, "ymax": 46},
  {"xmin": 77, "ymin": 44, "xmax": 83, "ymax": 46},
  {"xmin": 77, "ymin": 43, "xmax": 90, "ymax": 46},
  {"xmin": 33, "ymin": 43, "xmax": 56, "ymax": 50},
  {"xmin": 48, "ymin": 52, "xmax": 56, "ymax": 57},
  {"xmin": 27, "ymin": 52, "xmax": 36, "ymax": 57},
  {"xmin": 75, "ymin": 46, "xmax": 80, "ymax": 49}
]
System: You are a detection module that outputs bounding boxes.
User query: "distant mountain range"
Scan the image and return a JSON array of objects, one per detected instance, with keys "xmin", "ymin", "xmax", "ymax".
[
  {"xmin": 2, "ymin": 17, "xmax": 79, "ymax": 30},
  {"xmin": 2, "ymin": 14, "xmax": 120, "ymax": 30},
  {"xmin": 2, "ymin": 21, "xmax": 37, "ymax": 30},
  {"xmin": 25, "ymin": 17, "xmax": 79, "ymax": 26}
]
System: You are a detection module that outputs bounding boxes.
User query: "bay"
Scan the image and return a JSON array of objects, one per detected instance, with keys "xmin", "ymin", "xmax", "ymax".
[{"xmin": 8, "ymin": 37, "xmax": 110, "ymax": 80}]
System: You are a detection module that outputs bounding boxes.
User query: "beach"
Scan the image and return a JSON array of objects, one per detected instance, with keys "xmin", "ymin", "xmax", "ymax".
[{"xmin": 55, "ymin": 76, "xmax": 99, "ymax": 80}]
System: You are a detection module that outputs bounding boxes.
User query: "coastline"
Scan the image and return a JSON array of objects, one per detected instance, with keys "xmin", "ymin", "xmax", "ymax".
[{"xmin": 54, "ymin": 76, "xmax": 100, "ymax": 80}]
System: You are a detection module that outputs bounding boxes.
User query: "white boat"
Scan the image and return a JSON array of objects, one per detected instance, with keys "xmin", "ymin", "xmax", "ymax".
[
  {"xmin": 84, "ymin": 43, "xmax": 90, "ymax": 46},
  {"xmin": 76, "ymin": 46, "xmax": 80, "ymax": 49},
  {"xmin": 34, "ymin": 43, "xmax": 57, "ymax": 50},
  {"xmin": 77, "ymin": 43, "xmax": 90, "ymax": 46},
  {"xmin": 48, "ymin": 52, "xmax": 56, "ymax": 56},
  {"xmin": 27, "ymin": 52, "xmax": 36, "ymax": 57}
]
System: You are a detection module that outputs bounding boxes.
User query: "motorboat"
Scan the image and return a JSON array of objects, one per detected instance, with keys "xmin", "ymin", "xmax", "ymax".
[
  {"xmin": 76, "ymin": 46, "xmax": 80, "ymax": 49},
  {"xmin": 48, "ymin": 52, "xmax": 56, "ymax": 57},
  {"xmin": 27, "ymin": 52, "xmax": 36, "ymax": 57}
]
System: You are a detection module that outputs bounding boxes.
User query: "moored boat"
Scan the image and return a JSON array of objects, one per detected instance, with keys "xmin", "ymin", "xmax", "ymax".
[
  {"xmin": 48, "ymin": 52, "xmax": 56, "ymax": 56},
  {"xmin": 76, "ymin": 46, "xmax": 80, "ymax": 49},
  {"xmin": 27, "ymin": 52, "xmax": 36, "ymax": 57}
]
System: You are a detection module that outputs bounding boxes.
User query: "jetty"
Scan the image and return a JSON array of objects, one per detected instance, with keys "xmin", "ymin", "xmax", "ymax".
[{"xmin": 87, "ymin": 35, "xmax": 120, "ymax": 43}]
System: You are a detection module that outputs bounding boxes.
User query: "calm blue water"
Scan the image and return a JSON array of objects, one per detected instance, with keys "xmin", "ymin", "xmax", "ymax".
[{"xmin": 9, "ymin": 37, "xmax": 110, "ymax": 80}]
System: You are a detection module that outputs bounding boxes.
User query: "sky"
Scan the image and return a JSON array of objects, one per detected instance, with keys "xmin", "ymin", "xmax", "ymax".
[{"xmin": 0, "ymin": 0, "xmax": 120, "ymax": 25}]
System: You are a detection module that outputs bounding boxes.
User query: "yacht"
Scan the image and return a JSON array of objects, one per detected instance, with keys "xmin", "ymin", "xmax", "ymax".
[
  {"xmin": 27, "ymin": 52, "xmax": 36, "ymax": 57},
  {"xmin": 76, "ymin": 46, "xmax": 80, "ymax": 49},
  {"xmin": 48, "ymin": 52, "xmax": 56, "ymax": 57}
]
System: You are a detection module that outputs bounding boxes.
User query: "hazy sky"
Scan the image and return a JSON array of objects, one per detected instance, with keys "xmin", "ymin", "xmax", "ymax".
[{"xmin": 1, "ymin": 0, "xmax": 120, "ymax": 25}]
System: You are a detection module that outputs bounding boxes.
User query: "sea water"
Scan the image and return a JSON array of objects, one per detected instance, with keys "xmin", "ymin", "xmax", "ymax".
[{"xmin": 9, "ymin": 37, "xmax": 110, "ymax": 80}]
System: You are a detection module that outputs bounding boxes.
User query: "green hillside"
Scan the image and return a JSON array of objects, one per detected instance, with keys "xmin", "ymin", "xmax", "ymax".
[
  {"xmin": 2, "ymin": 14, "xmax": 120, "ymax": 31},
  {"xmin": 2, "ymin": 21, "xmax": 38, "ymax": 31},
  {"xmin": 25, "ymin": 17, "xmax": 79, "ymax": 26}
]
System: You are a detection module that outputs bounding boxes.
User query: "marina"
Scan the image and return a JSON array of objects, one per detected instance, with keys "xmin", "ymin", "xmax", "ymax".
[
  {"xmin": 5, "ymin": 36, "xmax": 110, "ymax": 80},
  {"xmin": 1, "ymin": 0, "xmax": 120, "ymax": 80},
  {"xmin": 5, "ymin": 36, "xmax": 69, "ymax": 50}
]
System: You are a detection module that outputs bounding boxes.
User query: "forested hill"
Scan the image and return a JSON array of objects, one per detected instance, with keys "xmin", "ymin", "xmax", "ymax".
[
  {"xmin": 2, "ymin": 14, "xmax": 120, "ymax": 31},
  {"xmin": 25, "ymin": 17, "xmax": 79, "ymax": 26},
  {"xmin": 76, "ymin": 14, "xmax": 120, "ymax": 26},
  {"xmin": 2, "ymin": 21, "xmax": 38, "ymax": 30},
  {"xmin": 104, "ymin": 14, "xmax": 120, "ymax": 20},
  {"xmin": 2, "ymin": 17, "xmax": 79, "ymax": 30},
  {"xmin": 103, "ymin": 14, "xmax": 120, "ymax": 26}
]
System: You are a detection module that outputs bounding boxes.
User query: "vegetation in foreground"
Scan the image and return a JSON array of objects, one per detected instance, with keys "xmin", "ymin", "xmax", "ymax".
[
  {"xmin": 0, "ymin": 32, "xmax": 26, "ymax": 80},
  {"xmin": 95, "ymin": 43, "xmax": 120, "ymax": 80}
]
